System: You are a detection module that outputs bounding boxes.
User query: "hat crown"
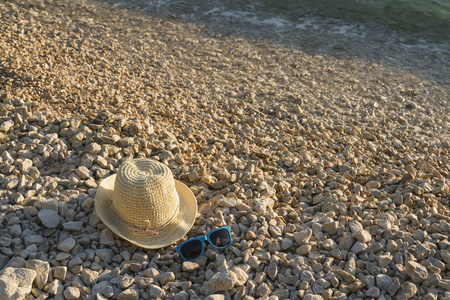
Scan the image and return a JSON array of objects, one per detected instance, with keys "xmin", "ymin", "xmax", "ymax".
[{"xmin": 112, "ymin": 159, "xmax": 179, "ymax": 230}]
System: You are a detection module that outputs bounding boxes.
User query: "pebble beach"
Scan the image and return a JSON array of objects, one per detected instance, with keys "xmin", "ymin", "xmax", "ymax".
[{"xmin": 1, "ymin": 0, "xmax": 450, "ymax": 299}]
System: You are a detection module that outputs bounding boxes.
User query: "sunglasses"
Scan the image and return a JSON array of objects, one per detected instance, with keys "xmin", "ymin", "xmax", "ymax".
[{"xmin": 175, "ymin": 226, "xmax": 232, "ymax": 261}]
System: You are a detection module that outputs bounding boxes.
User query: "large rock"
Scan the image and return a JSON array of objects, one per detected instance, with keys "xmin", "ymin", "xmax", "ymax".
[
  {"xmin": 0, "ymin": 267, "xmax": 36, "ymax": 300},
  {"xmin": 201, "ymin": 270, "xmax": 237, "ymax": 294},
  {"xmin": 25, "ymin": 259, "xmax": 50, "ymax": 289},
  {"xmin": 405, "ymin": 261, "xmax": 428, "ymax": 283}
]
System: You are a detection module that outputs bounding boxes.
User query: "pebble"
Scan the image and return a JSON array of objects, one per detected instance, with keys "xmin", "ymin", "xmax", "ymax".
[
  {"xmin": 100, "ymin": 228, "xmax": 115, "ymax": 246},
  {"xmin": 205, "ymin": 295, "xmax": 225, "ymax": 300},
  {"xmin": 81, "ymin": 269, "xmax": 99, "ymax": 285},
  {"xmin": 232, "ymin": 266, "xmax": 248, "ymax": 286},
  {"xmin": 323, "ymin": 221, "xmax": 338, "ymax": 235},
  {"xmin": 53, "ymin": 266, "xmax": 67, "ymax": 281},
  {"xmin": 366, "ymin": 287, "xmax": 380, "ymax": 298},
  {"xmin": 395, "ymin": 282, "xmax": 417, "ymax": 299},
  {"xmin": 157, "ymin": 272, "xmax": 175, "ymax": 285},
  {"xmin": 405, "ymin": 261, "xmax": 428, "ymax": 283},
  {"xmin": 48, "ymin": 279, "xmax": 64, "ymax": 295},
  {"xmin": 294, "ymin": 228, "xmax": 312, "ymax": 245},
  {"xmin": 117, "ymin": 288, "xmax": 139, "ymax": 300},
  {"xmin": 25, "ymin": 259, "xmax": 50, "ymax": 289},
  {"xmin": 63, "ymin": 287, "xmax": 81, "ymax": 300},
  {"xmin": 376, "ymin": 274, "xmax": 393, "ymax": 291},
  {"xmin": 58, "ymin": 237, "xmax": 76, "ymax": 253},
  {"xmin": 201, "ymin": 270, "xmax": 237, "ymax": 294},
  {"xmin": 350, "ymin": 241, "xmax": 368, "ymax": 255},
  {"xmin": 84, "ymin": 143, "xmax": 102, "ymax": 154},
  {"xmin": 352, "ymin": 230, "xmax": 371, "ymax": 242},
  {"xmin": 96, "ymin": 248, "xmax": 114, "ymax": 262},
  {"xmin": 405, "ymin": 101, "xmax": 418, "ymax": 109},
  {"xmin": 268, "ymin": 263, "xmax": 278, "ymax": 281},
  {"xmin": 37, "ymin": 209, "xmax": 60, "ymax": 229},
  {"xmin": 149, "ymin": 285, "xmax": 166, "ymax": 298},
  {"xmin": 63, "ymin": 221, "xmax": 83, "ymax": 232},
  {"xmin": 182, "ymin": 261, "xmax": 199, "ymax": 272}
]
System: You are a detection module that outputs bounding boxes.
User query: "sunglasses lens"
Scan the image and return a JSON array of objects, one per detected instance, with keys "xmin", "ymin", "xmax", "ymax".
[
  {"xmin": 209, "ymin": 228, "xmax": 231, "ymax": 248},
  {"xmin": 180, "ymin": 239, "xmax": 203, "ymax": 261}
]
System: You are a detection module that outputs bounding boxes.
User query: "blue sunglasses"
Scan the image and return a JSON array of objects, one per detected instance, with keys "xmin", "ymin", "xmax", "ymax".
[{"xmin": 175, "ymin": 226, "xmax": 232, "ymax": 261}]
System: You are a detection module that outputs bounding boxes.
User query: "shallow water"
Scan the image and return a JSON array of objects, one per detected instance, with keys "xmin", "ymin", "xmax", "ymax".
[{"xmin": 263, "ymin": 0, "xmax": 450, "ymax": 40}]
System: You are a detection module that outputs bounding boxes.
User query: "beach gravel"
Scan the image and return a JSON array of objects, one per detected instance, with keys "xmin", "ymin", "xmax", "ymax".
[{"xmin": 0, "ymin": 0, "xmax": 449, "ymax": 299}]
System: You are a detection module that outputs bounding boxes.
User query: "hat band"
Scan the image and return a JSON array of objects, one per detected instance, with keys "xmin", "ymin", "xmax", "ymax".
[{"xmin": 123, "ymin": 202, "xmax": 181, "ymax": 235}]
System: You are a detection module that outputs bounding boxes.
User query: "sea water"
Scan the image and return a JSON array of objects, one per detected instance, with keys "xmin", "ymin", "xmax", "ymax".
[{"xmin": 263, "ymin": 0, "xmax": 450, "ymax": 40}]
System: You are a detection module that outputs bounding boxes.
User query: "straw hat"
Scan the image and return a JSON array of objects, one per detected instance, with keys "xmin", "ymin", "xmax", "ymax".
[{"xmin": 94, "ymin": 158, "xmax": 197, "ymax": 249}]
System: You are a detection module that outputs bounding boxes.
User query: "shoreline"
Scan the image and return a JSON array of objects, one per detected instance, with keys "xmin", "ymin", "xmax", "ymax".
[
  {"xmin": 1, "ymin": 0, "xmax": 450, "ymax": 299},
  {"xmin": 100, "ymin": 0, "xmax": 450, "ymax": 85}
]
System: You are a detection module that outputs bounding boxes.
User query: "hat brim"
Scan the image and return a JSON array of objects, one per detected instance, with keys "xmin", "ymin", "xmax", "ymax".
[{"xmin": 94, "ymin": 174, "xmax": 197, "ymax": 249}]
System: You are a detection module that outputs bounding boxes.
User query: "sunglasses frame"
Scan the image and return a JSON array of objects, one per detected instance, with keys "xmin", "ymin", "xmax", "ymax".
[{"xmin": 175, "ymin": 226, "xmax": 232, "ymax": 261}]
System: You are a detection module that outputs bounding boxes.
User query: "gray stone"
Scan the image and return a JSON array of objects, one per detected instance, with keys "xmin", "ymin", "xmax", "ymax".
[
  {"xmin": 441, "ymin": 250, "xmax": 450, "ymax": 264},
  {"xmin": 68, "ymin": 256, "xmax": 83, "ymax": 268},
  {"xmin": 96, "ymin": 248, "xmax": 114, "ymax": 263},
  {"xmin": 366, "ymin": 287, "xmax": 380, "ymax": 298},
  {"xmin": 149, "ymin": 284, "xmax": 165, "ymax": 298},
  {"xmin": 370, "ymin": 189, "xmax": 382, "ymax": 198},
  {"xmin": 438, "ymin": 279, "xmax": 450, "ymax": 290},
  {"xmin": 280, "ymin": 238, "xmax": 294, "ymax": 250},
  {"xmin": 58, "ymin": 237, "xmax": 76, "ymax": 253},
  {"xmin": 38, "ymin": 209, "xmax": 60, "ymax": 229},
  {"xmin": 24, "ymin": 235, "xmax": 45, "ymax": 247},
  {"xmin": 405, "ymin": 101, "xmax": 417, "ymax": 109},
  {"xmin": 350, "ymin": 241, "xmax": 368, "ymax": 255},
  {"xmin": 63, "ymin": 221, "xmax": 83, "ymax": 232},
  {"xmin": 376, "ymin": 274, "xmax": 393, "ymax": 291},
  {"xmin": 174, "ymin": 291, "xmax": 189, "ymax": 300},
  {"xmin": 394, "ymin": 282, "xmax": 417, "ymax": 299},
  {"xmin": 35, "ymin": 199, "xmax": 59, "ymax": 213},
  {"xmin": 268, "ymin": 263, "xmax": 278, "ymax": 281},
  {"xmin": 256, "ymin": 282, "xmax": 270, "ymax": 297},
  {"xmin": 0, "ymin": 255, "xmax": 9, "ymax": 270},
  {"xmin": 100, "ymin": 228, "xmax": 115, "ymax": 246}
]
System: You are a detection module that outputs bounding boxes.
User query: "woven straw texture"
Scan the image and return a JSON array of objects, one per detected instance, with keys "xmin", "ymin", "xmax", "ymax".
[{"xmin": 94, "ymin": 158, "xmax": 197, "ymax": 249}]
